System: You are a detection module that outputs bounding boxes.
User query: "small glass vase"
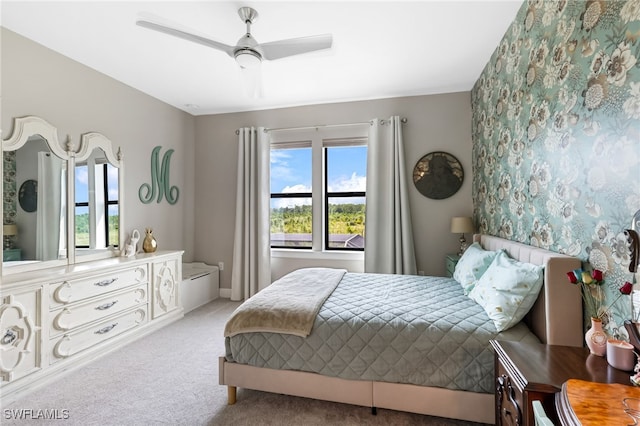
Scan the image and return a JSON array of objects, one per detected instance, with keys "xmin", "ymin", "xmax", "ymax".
[{"xmin": 585, "ymin": 317, "xmax": 607, "ymax": 356}]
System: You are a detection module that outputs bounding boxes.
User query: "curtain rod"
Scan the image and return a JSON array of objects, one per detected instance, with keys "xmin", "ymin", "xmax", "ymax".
[
  {"xmin": 236, "ymin": 117, "xmax": 409, "ymax": 135},
  {"xmin": 264, "ymin": 120, "xmax": 372, "ymax": 133},
  {"xmin": 234, "ymin": 117, "xmax": 407, "ymax": 135}
]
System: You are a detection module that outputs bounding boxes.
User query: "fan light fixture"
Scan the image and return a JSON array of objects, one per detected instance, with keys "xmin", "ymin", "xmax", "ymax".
[{"xmin": 235, "ymin": 49, "xmax": 261, "ymax": 69}]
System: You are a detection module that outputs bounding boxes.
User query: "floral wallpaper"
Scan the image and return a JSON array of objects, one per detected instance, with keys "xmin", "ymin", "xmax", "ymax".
[
  {"xmin": 3, "ymin": 152, "xmax": 17, "ymax": 224},
  {"xmin": 471, "ymin": 0, "xmax": 640, "ymax": 338},
  {"xmin": 3, "ymin": 152, "xmax": 18, "ymax": 250}
]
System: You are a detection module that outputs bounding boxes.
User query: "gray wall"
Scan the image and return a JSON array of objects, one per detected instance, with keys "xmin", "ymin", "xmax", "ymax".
[
  {"xmin": 1, "ymin": 28, "xmax": 196, "ymax": 261},
  {"xmin": 194, "ymin": 93, "xmax": 473, "ymax": 291},
  {"xmin": 2, "ymin": 27, "xmax": 474, "ymax": 293}
]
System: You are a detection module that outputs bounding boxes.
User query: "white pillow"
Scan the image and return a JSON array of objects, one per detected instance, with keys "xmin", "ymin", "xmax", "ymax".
[
  {"xmin": 468, "ymin": 251, "xmax": 544, "ymax": 332},
  {"xmin": 453, "ymin": 242, "xmax": 502, "ymax": 294}
]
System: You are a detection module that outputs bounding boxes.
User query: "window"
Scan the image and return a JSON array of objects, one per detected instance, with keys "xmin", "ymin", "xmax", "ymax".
[
  {"xmin": 325, "ymin": 145, "xmax": 366, "ymax": 249},
  {"xmin": 75, "ymin": 161, "xmax": 119, "ymax": 248},
  {"xmin": 270, "ymin": 144, "xmax": 313, "ymax": 248},
  {"xmin": 270, "ymin": 126, "xmax": 368, "ymax": 251}
]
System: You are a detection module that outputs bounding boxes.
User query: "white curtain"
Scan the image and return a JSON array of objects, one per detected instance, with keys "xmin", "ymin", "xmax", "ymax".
[
  {"xmin": 364, "ymin": 117, "xmax": 417, "ymax": 274},
  {"xmin": 230, "ymin": 127, "xmax": 271, "ymax": 301},
  {"xmin": 36, "ymin": 152, "xmax": 64, "ymax": 261}
]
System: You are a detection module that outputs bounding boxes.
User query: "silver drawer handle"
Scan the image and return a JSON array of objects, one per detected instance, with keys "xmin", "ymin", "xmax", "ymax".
[
  {"xmin": 94, "ymin": 323, "xmax": 118, "ymax": 335},
  {"xmin": 94, "ymin": 277, "xmax": 118, "ymax": 287},
  {"xmin": 2, "ymin": 329, "xmax": 17, "ymax": 345},
  {"xmin": 95, "ymin": 300, "xmax": 118, "ymax": 311}
]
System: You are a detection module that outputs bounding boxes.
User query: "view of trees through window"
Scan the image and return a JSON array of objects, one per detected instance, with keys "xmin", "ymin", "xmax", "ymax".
[
  {"xmin": 75, "ymin": 213, "xmax": 119, "ymax": 246},
  {"xmin": 270, "ymin": 143, "xmax": 366, "ymax": 249}
]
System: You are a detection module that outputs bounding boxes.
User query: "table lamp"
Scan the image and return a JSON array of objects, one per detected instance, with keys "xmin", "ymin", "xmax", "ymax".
[
  {"xmin": 3, "ymin": 224, "xmax": 18, "ymax": 249},
  {"xmin": 451, "ymin": 217, "xmax": 474, "ymax": 256}
]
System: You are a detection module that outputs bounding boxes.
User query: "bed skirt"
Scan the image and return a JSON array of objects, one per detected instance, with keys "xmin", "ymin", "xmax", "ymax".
[{"xmin": 219, "ymin": 357, "xmax": 495, "ymax": 423}]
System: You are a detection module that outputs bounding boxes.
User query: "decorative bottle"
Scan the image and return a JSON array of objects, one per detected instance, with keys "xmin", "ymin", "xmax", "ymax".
[{"xmin": 143, "ymin": 228, "xmax": 157, "ymax": 253}]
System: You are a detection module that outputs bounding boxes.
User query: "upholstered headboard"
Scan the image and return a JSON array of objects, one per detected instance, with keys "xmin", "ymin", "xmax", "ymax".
[{"xmin": 474, "ymin": 234, "xmax": 583, "ymax": 347}]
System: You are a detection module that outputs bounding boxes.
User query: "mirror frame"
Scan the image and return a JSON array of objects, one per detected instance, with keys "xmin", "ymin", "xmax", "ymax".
[
  {"xmin": 2, "ymin": 118, "xmax": 126, "ymax": 277},
  {"xmin": 2, "ymin": 116, "xmax": 72, "ymax": 276},
  {"xmin": 71, "ymin": 132, "xmax": 124, "ymax": 264}
]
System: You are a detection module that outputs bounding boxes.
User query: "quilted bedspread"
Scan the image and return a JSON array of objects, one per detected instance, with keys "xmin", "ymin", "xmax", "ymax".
[{"xmin": 225, "ymin": 272, "xmax": 539, "ymax": 393}]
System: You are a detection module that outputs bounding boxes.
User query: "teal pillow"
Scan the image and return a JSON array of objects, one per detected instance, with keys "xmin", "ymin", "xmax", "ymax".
[
  {"xmin": 453, "ymin": 242, "xmax": 502, "ymax": 294},
  {"xmin": 468, "ymin": 251, "xmax": 544, "ymax": 332}
]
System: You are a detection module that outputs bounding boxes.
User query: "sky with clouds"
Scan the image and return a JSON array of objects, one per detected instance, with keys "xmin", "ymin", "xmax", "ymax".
[{"xmin": 270, "ymin": 146, "xmax": 366, "ymax": 208}]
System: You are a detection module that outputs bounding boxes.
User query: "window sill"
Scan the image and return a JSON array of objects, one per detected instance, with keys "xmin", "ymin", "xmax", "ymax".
[{"xmin": 271, "ymin": 248, "xmax": 364, "ymax": 261}]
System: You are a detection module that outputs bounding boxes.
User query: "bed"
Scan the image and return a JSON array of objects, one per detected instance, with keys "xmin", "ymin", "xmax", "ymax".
[{"xmin": 219, "ymin": 235, "xmax": 582, "ymax": 423}]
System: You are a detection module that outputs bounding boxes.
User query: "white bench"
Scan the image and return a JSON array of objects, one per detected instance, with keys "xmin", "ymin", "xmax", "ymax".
[{"xmin": 181, "ymin": 262, "xmax": 220, "ymax": 313}]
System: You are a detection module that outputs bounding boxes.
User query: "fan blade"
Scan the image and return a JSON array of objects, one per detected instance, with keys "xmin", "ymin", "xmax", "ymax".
[
  {"xmin": 259, "ymin": 34, "xmax": 332, "ymax": 61},
  {"xmin": 136, "ymin": 13, "xmax": 235, "ymax": 57}
]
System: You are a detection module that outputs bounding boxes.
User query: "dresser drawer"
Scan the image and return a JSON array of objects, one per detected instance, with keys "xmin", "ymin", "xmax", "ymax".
[
  {"xmin": 50, "ymin": 307, "xmax": 147, "ymax": 364},
  {"xmin": 152, "ymin": 259, "xmax": 180, "ymax": 319},
  {"xmin": 0, "ymin": 288, "xmax": 42, "ymax": 385},
  {"xmin": 49, "ymin": 285, "xmax": 147, "ymax": 337},
  {"xmin": 49, "ymin": 266, "xmax": 148, "ymax": 308}
]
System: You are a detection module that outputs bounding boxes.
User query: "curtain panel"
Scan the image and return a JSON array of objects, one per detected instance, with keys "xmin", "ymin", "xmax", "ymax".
[
  {"xmin": 36, "ymin": 152, "xmax": 64, "ymax": 260},
  {"xmin": 364, "ymin": 117, "xmax": 417, "ymax": 275},
  {"xmin": 230, "ymin": 127, "xmax": 271, "ymax": 301}
]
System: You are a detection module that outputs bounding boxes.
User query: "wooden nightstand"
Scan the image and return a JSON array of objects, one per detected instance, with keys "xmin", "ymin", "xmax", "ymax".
[
  {"xmin": 491, "ymin": 340, "xmax": 632, "ymax": 426},
  {"xmin": 3, "ymin": 248, "xmax": 21, "ymax": 261},
  {"xmin": 445, "ymin": 254, "xmax": 460, "ymax": 277}
]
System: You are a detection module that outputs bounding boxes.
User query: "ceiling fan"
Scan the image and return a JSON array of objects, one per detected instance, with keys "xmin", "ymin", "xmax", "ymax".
[{"xmin": 136, "ymin": 7, "xmax": 333, "ymax": 97}]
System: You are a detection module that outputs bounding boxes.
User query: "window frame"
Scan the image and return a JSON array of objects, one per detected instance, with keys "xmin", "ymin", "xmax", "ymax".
[
  {"xmin": 270, "ymin": 141, "xmax": 313, "ymax": 249},
  {"xmin": 102, "ymin": 163, "xmax": 119, "ymax": 247},
  {"xmin": 323, "ymin": 142, "xmax": 367, "ymax": 251},
  {"xmin": 269, "ymin": 126, "xmax": 368, "ymax": 253},
  {"xmin": 74, "ymin": 161, "xmax": 119, "ymax": 249}
]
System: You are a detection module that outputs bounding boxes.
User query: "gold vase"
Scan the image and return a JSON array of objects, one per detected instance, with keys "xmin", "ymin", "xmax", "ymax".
[{"xmin": 143, "ymin": 228, "xmax": 157, "ymax": 253}]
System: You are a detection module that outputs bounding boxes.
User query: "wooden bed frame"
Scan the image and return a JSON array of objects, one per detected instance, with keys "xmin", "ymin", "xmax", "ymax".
[{"xmin": 218, "ymin": 234, "xmax": 582, "ymax": 423}]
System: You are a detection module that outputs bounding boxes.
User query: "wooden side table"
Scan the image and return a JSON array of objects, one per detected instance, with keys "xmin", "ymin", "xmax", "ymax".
[
  {"xmin": 445, "ymin": 254, "xmax": 460, "ymax": 277},
  {"xmin": 491, "ymin": 340, "xmax": 632, "ymax": 426},
  {"xmin": 556, "ymin": 379, "xmax": 640, "ymax": 425}
]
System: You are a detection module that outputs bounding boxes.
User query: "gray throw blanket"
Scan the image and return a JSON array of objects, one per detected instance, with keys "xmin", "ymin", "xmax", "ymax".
[{"xmin": 224, "ymin": 267, "xmax": 346, "ymax": 337}]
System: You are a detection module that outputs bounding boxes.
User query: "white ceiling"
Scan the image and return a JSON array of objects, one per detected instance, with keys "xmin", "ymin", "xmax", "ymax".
[{"xmin": 1, "ymin": 1, "xmax": 522, "ymax": 116}]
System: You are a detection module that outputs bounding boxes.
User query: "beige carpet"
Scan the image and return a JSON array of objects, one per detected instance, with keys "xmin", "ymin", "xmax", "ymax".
[{"xmin": 2, "ymin": 299, "xmax": 485, "ymax": 425}]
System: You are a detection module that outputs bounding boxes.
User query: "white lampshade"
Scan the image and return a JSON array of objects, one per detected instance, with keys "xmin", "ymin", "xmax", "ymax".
[
  {"xmin": 3, "ymin": 224, "xmax": 17, "ymax": 236},
  {"xmin": 450, "ymin": 217, "xmax": 474, "ymax": 234}
]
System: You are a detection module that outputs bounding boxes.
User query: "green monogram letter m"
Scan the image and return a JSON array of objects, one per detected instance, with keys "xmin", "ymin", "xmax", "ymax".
[{"xmin": 139, "ymin": 146, "xmax": 179, "ymax": 205}]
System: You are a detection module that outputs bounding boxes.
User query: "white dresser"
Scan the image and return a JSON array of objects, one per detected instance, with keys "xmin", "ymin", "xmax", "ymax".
[{"xmin": 0, "ymin": 250, "xmax": 183, "ymax": 404}]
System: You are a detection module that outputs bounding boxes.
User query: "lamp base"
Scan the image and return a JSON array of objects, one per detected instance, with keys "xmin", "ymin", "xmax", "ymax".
[{"xmin": 457, "ymin": 234, "xmax": 467, "ymax": 257}]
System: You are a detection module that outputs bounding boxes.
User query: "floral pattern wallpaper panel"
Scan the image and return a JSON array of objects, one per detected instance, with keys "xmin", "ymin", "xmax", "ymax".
[
  {"xmin": 471, "ymin": 0, "xmax": 640, "ymax": 337},
  {"xmin": 3, "ymin": 152, "xmax": 17, "ymax": 223}
]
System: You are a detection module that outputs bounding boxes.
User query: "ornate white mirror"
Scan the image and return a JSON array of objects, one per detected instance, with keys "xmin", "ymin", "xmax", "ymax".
[
  {"xmin": 72, "ymin": 132, "xmax": 124, "ymax": 263},
  {"xmin": 2, "ymin": 116, "xmax": 70, "ymax": 275}
]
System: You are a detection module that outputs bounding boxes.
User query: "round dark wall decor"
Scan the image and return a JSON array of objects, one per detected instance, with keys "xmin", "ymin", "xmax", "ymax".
[
  {"xmin": 413, "ymin": 151, "xmax": 463, "ymax": 200},
  {"xmin": 19, "ymin": 179, "xmax": 38, "ymax": 212}
]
